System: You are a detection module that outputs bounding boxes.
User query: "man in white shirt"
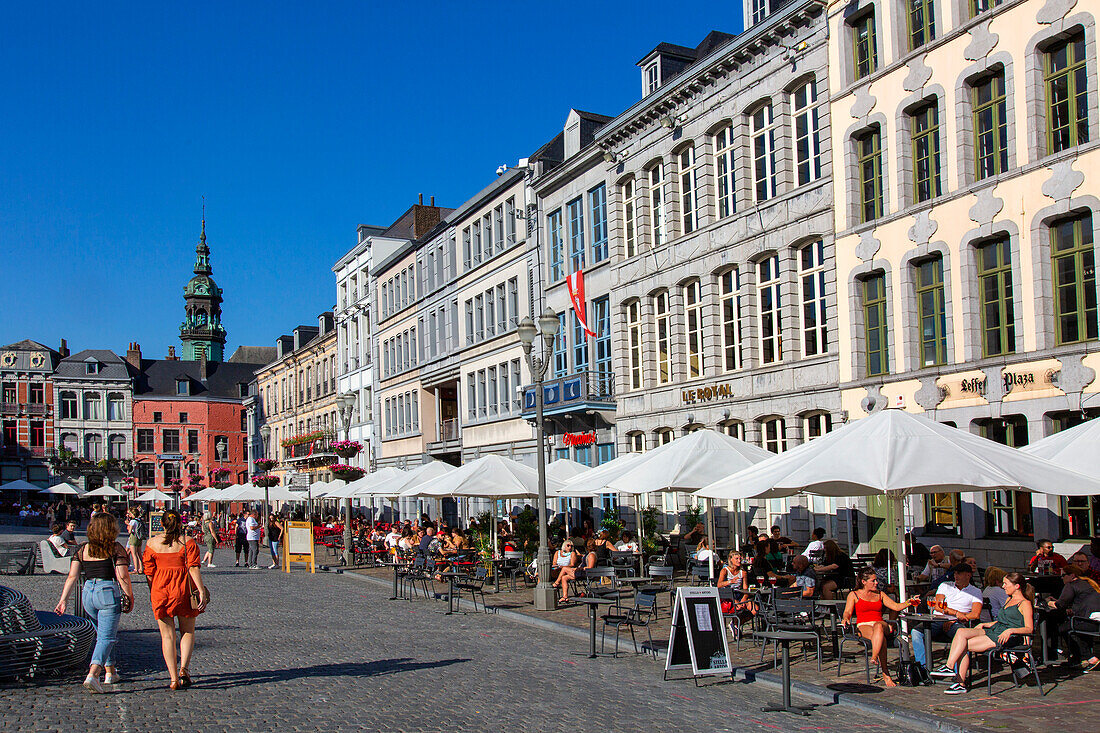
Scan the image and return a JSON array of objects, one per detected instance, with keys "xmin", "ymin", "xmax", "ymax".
[
  {"xmin": 47, "ymin": 524, "xmax": 69, "ymax": 556},
  {"xmin": 384, "ymin": 526, "xmax": 401, "ymax": 550},
  {"xmin": 801, "ymin": 527, "xmax": 826, "ymax": 562},
  {"xmin": 245, "ymin": 511, "xmax": 261, "ymax": 569},
  {"xmin": 916, "ymin": 565, "xmax": 982, "ymax": 672},
  {"xmin": 615, "ymin": 530, "xmax": 640, "ymax": 553}
]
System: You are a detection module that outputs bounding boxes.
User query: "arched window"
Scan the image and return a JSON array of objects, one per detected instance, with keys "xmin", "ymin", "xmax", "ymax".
[
  {"xmin": 720, "ymin": 420, "xmax": 745, "ymax": 441},
  {"xmin": 626, "ymin": 301, "xmax": 644, "ymax": 390},
  {"xmin": 108, "ymin": 434, "xmax": 127, "ymax": 460},
  {"xmin": 85, "ymin": 433, "xmax": 103, "ymax": 461},
  {"xmin": 757, "ymin": 256, "xmax": 782, "ymax": 364},
  {"xmin": 648, "ymin": 163, "xmax": 666, "ymax": 247},
  {"xmin": 653, "ymin": 290, "xmax": 673, "ymax": 384},
  {"xmin": 627, "ymin": 431, "xmax": 646, "ymax": 453},
  {"xmin": 750, "ymin": 103, "xmax": 777, "ymax": 202},
  {"xmin": 760, "ymin": 416, "xmax": 787, "ymax": 453},
  {"xmin": 61, "ymin": 433, "xmax": 78, "ymax": 453},
  {"xmin": 59, "ymin": 391, "xmax": 77, "ymax": 420},
  {"xmin": 791, "ymin": 79, "xmax": 822, "ymax": 185},
  {"xmin": 83, "ymin": 392, "xmax": 102, "ymax": 420},
  {"xmin": 683, "ymin": 280, "xmax": 704, "ymax": 377},
  {"xmin": 107, "ymin": 393, "xmax": 125, "ymax": 421},
  {"xmin": 655, "ymin": 428, "xmax": 675, "ymax": 445},
  {"xmin": 802, "ymin": 412, "xmax": 832, "ymax": 440},
  {"xmin": 713, "ymin": 125, "xmax": 736, "ymax": 218},
  {"xmin": 622, "ymin": 176, "xmax": 639, "ymax": 258}
]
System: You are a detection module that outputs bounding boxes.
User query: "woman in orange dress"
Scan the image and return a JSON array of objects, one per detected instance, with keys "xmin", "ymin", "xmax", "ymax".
[{"xmin": 143, "ymin": 509, "xmax": 209, "ymax": 690}]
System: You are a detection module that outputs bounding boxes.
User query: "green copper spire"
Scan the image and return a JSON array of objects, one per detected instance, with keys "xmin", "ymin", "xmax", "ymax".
[{"xmin": 180, "ymin": 202, "xmax": 226, "ymax": 362}]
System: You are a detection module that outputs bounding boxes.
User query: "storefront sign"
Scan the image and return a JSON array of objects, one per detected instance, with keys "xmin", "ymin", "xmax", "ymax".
[
  {"xmin": 681, "ymin": 383, "xmax": 734, "ymax": 405},
  {"xmin": 1002, "ymin": 366, "xmax": 1059, "ymax": 395},
  {"xmin": 562, "ymin": 431, "xmax": 596, "ymax": 446},
  {"xmin": 157, "ymin": 454, "xmax": 185, "ymax": 461},
  {"xmin": 959, "ymin": 376, "xmax": 987, "ymax": 394}
]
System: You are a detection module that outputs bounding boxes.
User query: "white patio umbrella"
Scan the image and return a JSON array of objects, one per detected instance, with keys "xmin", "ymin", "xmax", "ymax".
[
  {"xmin": 1021, "ymin": 416, "xmax": 1100, "ymax": 475},
  {"xmin": 412, "ymin": 454, "xmax": 566, "ymax": 558},
  {"xmin": 1, "ymin": 479, "xmax": 43, "ymax": 494},
  {"xmin": 696, "ymin": 408, "xmax": 1100, "ymax": 600},
  {"xmin": 83, "ymin": 484, "xmax": 126, "ymax": 498},
  {"xmin": 184, "ymin": 487, "xmax": 221, "ymax": 502},
  {"xmin": 38, "ymin": 482, "xmax": 86, "ymax": 496},
  {"xmin": 545, "ymin": 459, "xmax": 591, "ymax": 482},
  {"xmin": 134, "ymin": 489, "xmax": 175, "ymax": 503}
]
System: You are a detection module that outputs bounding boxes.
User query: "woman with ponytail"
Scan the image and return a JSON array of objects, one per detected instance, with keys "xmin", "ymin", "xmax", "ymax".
[
  {"xmin": 143, "ymin": 509, "xmax": 209, "ymax": 690},
  {"xmin": 936, "ymin": 571, "xmax": 1034, "ymax": 694}
]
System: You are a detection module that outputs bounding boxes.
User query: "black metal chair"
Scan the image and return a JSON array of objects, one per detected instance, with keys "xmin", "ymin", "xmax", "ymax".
[
  {"xmin": 601, "ymin": 590, "xmax": 658, "ymax": 658},
  {"xmin": 973, "ymin": 633, "xmax": 1045, "ymax": 696},
  {"xmin": 718, "ymin": 587, "xmax": 756, "ymax": 651},
  {"xmin": 640, "ymin": 565, "xmax": 675, "ymax": 617},
  {"xmin": 453, "ymin": 566, "xmax": 489, "ymax": 613},
  {"xmin": 760, "ymin": 596, "xmax": 823, "ymax": 671},
  {"xmin": 581, "ymin": 566, "xmax": 620, "ymax": 598},
  {"xmin": 610, "ymin": 550, "xmax": 637, "ymax": 577},
  {"xmin": 500, "ymin": 551, "xmax": 527, "ymax": 592},
  {"xmin": 836, "ymin": 621, "xmax": 896, "ymax": 683},
  {"xmin": 687, "ymin": 560, "xmax": 713, "ymax": 586}
]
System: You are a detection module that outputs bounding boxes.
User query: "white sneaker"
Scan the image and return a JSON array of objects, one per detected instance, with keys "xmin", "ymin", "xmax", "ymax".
[
  {"xmin": 207, "ymin": 563, "xmax": 216, "ymax": 568},
  {"xmin": 267, "ymin": 564, "xmax": 276, "ymax": 569},
  {"xmin": 103, "ymin": 673, "xmax": 119, "ymax": 685},
  {"xmin": 83, "ymin": 676, "xmax": 104, "ymax": 694}
]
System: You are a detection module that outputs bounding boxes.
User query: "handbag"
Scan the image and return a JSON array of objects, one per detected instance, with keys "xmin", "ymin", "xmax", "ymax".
[
  {"xmin": 895, "ymin": 660, "xmax": 932, "ymax": 686},
  {"xmin": 181, "ymin": 540, "xmax": 207, "ymax": 613}
]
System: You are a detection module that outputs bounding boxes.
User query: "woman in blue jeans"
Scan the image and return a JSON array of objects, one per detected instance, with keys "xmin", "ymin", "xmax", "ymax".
[
  {"xmin": 267, "ymin": 513, "xmax": 283, "ymax": 569},
  {"xmin": 55, "ymin": 513, "xmax": 134, "ymax": 693}
]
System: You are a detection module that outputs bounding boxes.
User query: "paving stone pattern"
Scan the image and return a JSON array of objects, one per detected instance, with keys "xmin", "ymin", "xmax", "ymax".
[{"xmin": 0, "ymin": 567, "xmax": 918, "ymax": 733}]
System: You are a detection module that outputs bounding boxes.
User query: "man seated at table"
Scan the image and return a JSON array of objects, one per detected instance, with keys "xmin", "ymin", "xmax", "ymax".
[
  {"xmin": 936, "ymin": 550, "xmax": 968, "ymax": 586},
  {"xmin": 916, "ymin": 545, "xmax": 950, "ymax": 584},
  {"xmin": 1046, "ymin": 563, "xmax": 1100, "ymax": 668},
  {"xmin": 913, "ymin": 564, "xmax": 982, "ymax": 670},
  {"xmin": 1029, "ymin": 538, "xmax": 1068, "ymax": 574},
  {"xmin": 741, "ymin": 525, "xmax": 761, "ymax": 555},
  {"xmin": 791, "ymin": 555, "xmax": 818, "ymax": 599},
  {"xmin": 615, "ymin": 530, "xmax": 639, "ymax": 553},
  {"xmin": 1075, "ymin": 537, "xmax": 1100, "ymax": 581},
  {"xmin": 801, "ymin": 527, "xmax": 826, "ymax": 563},
  {"xmin": 770, "ymin": 525, "xmax": 798, "ymax": 552}
]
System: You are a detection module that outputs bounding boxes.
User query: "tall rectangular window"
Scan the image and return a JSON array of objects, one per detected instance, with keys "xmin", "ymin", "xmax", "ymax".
[
  {"xmin": 589, "ymin": 184, "xmax": 607, "ymax": 263},
  {"xmin": 553, "ymin": 313, "xmax": 568, "ymax": 377},
  {"xmin": 683, "ymin": 281, "xmax": 704, "ymax": 378},
  {"xmin": 978, "ymin": 237, "xmax": 1016, "ymax": 357},
  {"xmin": 721, "ymin": 269, "xmax": 743, "ymax": 371},
  {"xmin": 467, "ymin": 379, "xmax": 476, "ymax": 420},
  {"xmin": 567, "ymin": 197, "xmax": 585, "ymax": 272},
  {"xmin": 477, "ymin": 372, "xmax": 487, "ymax": 419},
  {"xmin": 627, "ymin": 301, "xmax": 643, "ymax": 389},
  {"xmin": 507, "ymin": 277, "xmax": 519, "ymax": 328},
  {"xmin": 485, "ymin": 289, "xmax": 496, "ymax": 337},
  {"xmin": 792, "ymin": 80, "xmax": 822, "ymax": 185},
  {"xmin": 505, "ymin": 197, "xmax": 516, "ymax": 245},
  {"xmin": 487, "ymin": 366, "xmax": 497, "ymax": 416},
  {"xmin": 594, "ymin": 296, "xmax": 612, "ymax": 394},
  {"xmin": 1046, "ymin": 34, "xmax": 1089, "ymax": 154},
  {"xmin": 981, "ymin": 417, "xmax": 1032, "ymax": 536},
  {"xmin": 162, "ymin": 429, "xmax": 179, "ymax": 453},
  {"xmin": 973, "ymin": 72, "xmax": 1009, "ymax": 180},
  {"xmin": 752, "ymin": 0, "xmax": 767, "ymax": 24},
  {"xmin": 758, "ymin": 255, "xmax": 782, "ymax": 365},
  {"xmin": 751, "ymin": 104, "xmax": 777, "ymax": 202},
  {"xmin": 678, "ymin": 145, "xmax": 700, "ymax": 234},
  {"xmin": 907, "ymin": 0, "xmax": 935, "ymax": 50},
  {"xmin": 853, "ymin": 13, "xmax": 878, "ymax": 80},
  {"xmin": 511, "ymin": 360, "xmax": 522, "ymax": 411},
  {"xmin": 654, "ymin": 291, "xmax": 672, "ymax": 384},
  {"xmin": 499, "ymin": 361, "xmax": 510, "ymax": 415},
  {"xmin": 494, "ymin": 206, "xmax": 504, "ymax": 253},
  {"xmin": 548, "ymin": 209, "xmax": 564, "ymax": 281},
  {"xmin": 863, "ymin": 274, "xmax": 889, "ymax": 376},
  {"xmin": 622, "ymin": 178, "xmax": 638, "ymax": 257},
  {"xmin": 472, "ymin": 220, "xmax": 482, "ymax": 264},
  {"xmin": 912, "ymin": 103, "xmax": 942, "ymax": 202},
  {"xmin": 1052, "ymin": 213, "xmax": 1097, "ymax": 345},
  {"xmin": 857, "ymin": 128, "xmax": 883, "ymax": 223},
  {"xmin": 916, "ymin": 257, "xmax": 947, "ymax": 367},
  {"xmin": 573, "ymin": 307, "xmax": 589, "ymax": 373},
  {"xmin": 649, "ymin": 165, "xmax": 665, "ymax": 247},
  {"xmin": 714, "ymin": 126, "xmax": 736, "ymax": 218},
  {"xmin": 970, "ymin": 0, "xmax": 1001, "ymax": 15},
  {"xmin": 799, "ymin": 241, "xmax": 828, "ymax": 356}
]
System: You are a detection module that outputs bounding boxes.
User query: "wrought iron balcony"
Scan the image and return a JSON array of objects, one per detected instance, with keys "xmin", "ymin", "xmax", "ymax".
[
  {"xmin": 24, "ymin": 403, "xmax": 47, "ymax": 416},
  {"xmin": 520, "ymin": 369, "xmax": 615, "ymax": 418},
  {"xmin": 1, "ymin": 403, "xmax": 18, "ymax": 416}
]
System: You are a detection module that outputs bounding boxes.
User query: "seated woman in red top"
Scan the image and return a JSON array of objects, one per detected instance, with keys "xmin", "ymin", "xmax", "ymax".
[{"xmin": 842, "ymin": 568, "xmax": 912, "ymax": 687}]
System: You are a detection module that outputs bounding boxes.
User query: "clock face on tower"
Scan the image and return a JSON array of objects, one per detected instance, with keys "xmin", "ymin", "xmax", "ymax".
[{"xmin": 0, "ymin": 352, "xmax": 15, "ymax": 367}]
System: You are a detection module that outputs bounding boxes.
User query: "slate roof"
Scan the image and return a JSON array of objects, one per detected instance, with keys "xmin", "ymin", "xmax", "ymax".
[
  {"xmin": 0, "ymin": 340, "xmax": 62, "ymax": 372},
  {"xmin": 228, "ymin": 345, "xmax": 277, "ymax": 365},
  {"xmin": 54, "ymin": 350, "xmax": 132, "ymax": 381},
  {"xmin": 132, "ymin": 359, "xmax": 261, "ymax": 400}
]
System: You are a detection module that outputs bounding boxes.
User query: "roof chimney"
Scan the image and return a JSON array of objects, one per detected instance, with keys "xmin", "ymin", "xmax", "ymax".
[
  {"xmin": 167, "ymin": 346, "xmax": 178, "ymax": 361},
  {"xmin": 126, "ymin": 342, "xmax": 142, "ymax": 370},
  {"xmin": 430, "ymin": 196, "xmax": 435, "ymax": 206},
  {"xmin": 59, "ymin": 339, "xmax": 69, "ymax": 358}
]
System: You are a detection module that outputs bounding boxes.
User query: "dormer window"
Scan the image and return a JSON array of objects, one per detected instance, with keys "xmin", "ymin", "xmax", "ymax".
[
  {"xmin": 238, "ymin": 382, "xmax": 249, "ymax": 398},
  {"xmin": 85, "ymin": 361, "xmax": 100, "ymax": 375},
  {"xmin": 176, "ymin": 378, "xmax": 190, "ymax": 396},
  {"xmin": 645, "ymin": 63, "xmax": 659, "ymax": 95}
]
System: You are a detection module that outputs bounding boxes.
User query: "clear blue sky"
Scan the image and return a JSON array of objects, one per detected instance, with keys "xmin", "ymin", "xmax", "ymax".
[{"xmin": 0, "ymin": 2, "xmax": 743, "ymax": 360}]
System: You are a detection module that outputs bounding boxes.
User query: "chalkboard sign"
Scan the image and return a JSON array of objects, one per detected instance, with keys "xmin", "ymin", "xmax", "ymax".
[
  {"xmin": 149, "ymin": 512, "xmax": 164, "ymax": 536},
  {"xmin": 664, "ymin": 587, "xmax": 733, "ymax": 680}
]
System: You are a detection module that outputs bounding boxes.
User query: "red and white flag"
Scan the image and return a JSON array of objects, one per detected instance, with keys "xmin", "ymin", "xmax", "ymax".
[{"xmin": 566, "ymin": 270, "xmax": 597, "ymax": 338}]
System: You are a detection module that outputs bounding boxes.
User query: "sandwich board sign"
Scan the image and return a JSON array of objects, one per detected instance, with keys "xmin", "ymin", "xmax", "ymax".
[
  {"xmin": 283, "ymin": 520, "xmax": 316, "ymax": 573},
  {"xmin": 664, "ymin": 586, "xmax": 733, "ymax": 681}
]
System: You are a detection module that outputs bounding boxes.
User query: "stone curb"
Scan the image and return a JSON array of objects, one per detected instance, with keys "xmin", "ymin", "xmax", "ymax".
[{"xmin": 330, "ymin": 569, "xmax": 979, "ymax": 733}]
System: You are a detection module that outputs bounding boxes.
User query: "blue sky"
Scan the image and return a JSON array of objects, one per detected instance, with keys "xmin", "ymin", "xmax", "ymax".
[{"xmin": 0, "ymin": 2, "xmax": 742, "ymax": 359}]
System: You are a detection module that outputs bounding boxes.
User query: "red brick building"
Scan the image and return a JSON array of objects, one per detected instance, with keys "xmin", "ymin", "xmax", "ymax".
[{"xmin": 0, "ymin": 340, "xmax": 63, "ymax": 491}]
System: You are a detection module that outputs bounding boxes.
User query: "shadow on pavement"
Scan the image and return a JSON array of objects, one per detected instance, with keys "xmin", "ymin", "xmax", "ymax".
[{"xmin": 193, "ymin": 657, "xmax": 471, "ymax": 689}]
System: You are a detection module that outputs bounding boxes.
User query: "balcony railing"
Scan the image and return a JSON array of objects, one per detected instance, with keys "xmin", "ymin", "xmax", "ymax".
[
  {"xmin": 24, "ymin": 403, "xmax": 46, "ymax": 416},
  {"xmin": 1, "ymin": 403, "xmax": 18, "ymax": 416},
  {"xmin": 439, "ymin": 418, "xmax": 459, "ymax": 442},
  {"xmin": 521, "ymin": 369, "xmax": 615, "ymax": 417}
]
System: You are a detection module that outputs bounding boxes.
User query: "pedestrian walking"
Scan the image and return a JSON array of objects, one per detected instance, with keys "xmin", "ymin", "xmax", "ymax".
[
  {"xmin": 53, "ymin": 512, "xmax": 134, "ymax": 693},
  {"xmin": 245, "ymin": 510, "xmax": 261, "ymax": 569},
  {"xmin": 143, "ymin": 509, "xmax": 209, "ymax": 690},
  {"xmin": 126, "ymin": 508, "xmax": 145, "ymax": 574},
  {"xmin": 233, "ymin": 513, "xmax": 247, "ymax": 566},
  {"xmin": 201, "ymin": 511, "xmax": 219, "ymax": 567},
  {"xmin": 267, "ymin": 513, "xmax": 283, "ymax": 569}
]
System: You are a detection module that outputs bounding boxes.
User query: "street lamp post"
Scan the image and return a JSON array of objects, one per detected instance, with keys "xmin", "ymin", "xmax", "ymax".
[
  {"xmin": 259, "ymin": 424, "xmax": 271, "ymax": 548},
  {"xmin": 337, "ymin": 392, "xmax": 358, "ymax": 568},
  {"xmin": 518, "ymin": 308, "xmax": 561, "ymax": 612}
]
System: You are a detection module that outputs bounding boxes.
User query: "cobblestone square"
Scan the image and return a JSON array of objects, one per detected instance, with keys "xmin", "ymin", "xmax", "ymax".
[{"xmin": 0, "ymin": 567, "xmax": 924, "ymax": 733}]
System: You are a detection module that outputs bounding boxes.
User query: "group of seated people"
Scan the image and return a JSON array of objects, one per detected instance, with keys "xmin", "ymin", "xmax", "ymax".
[{"xmin": 550, "ymin": 531, "xmax": 640, "ymax": 602}]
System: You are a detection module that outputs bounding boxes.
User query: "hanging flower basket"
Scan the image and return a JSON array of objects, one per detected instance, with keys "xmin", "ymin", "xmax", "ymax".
[
  {"xmin": 331, "ymin": 464, "xmax": 365, "ymax": 483},
  {"xmin": 252, "ymin": 474, "xmax": 280, "ymax": 488},
  {"xmin": 330, "ymin": 440, "xmax": 362, "ymax": 459},
  {"xmin": 254, "ymin": 459, "xmax": 277, "ymax": 472},
  {"xmin": 213, "ymin": 480, "xmax": 232, "ymax": 490}
]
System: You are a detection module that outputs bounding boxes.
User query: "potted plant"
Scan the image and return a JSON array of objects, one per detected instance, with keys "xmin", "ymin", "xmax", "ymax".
[
  {"xmin": 254, "ymin": 458, "xmax": 277, "ymax": 472},
  {"xmin": 330, "ymin": 440, "xmax": 362, "ymax": 460},
  {"xmin": 330, "ymin": 463, "xmax": 365, "ymax": 483},
  {"xmin": 212, "ymin": 468, "xmax": 232, "ymax": 490}
]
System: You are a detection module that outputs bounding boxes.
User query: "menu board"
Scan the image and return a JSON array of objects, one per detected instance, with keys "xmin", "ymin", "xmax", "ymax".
[{"xmin": 664, "ymin": 587, "xmax": 733, "ymax": 679}]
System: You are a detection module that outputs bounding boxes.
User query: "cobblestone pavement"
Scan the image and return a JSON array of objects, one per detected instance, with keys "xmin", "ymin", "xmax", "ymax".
[{"xmin": 0, "ymin": 566, "xmax": 926, "ymax": 733}]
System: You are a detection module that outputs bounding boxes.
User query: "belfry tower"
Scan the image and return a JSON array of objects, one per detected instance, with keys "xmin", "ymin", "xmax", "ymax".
[{"xmin": 179, "ymin": 212, "xmax": 226, "ymax": 362}]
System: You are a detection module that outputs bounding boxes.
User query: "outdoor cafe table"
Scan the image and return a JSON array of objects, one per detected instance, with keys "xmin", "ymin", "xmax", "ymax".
[
  {"xmin": 379, "ymin": 561, "xmax": 403, "ymax": 601},
  {"xmin": 899, "ymin": 613, "xmax": 937, "ymax": 668},
  {"xmin": 573, "ymin": 596, "xmax": 620, "ymax": 659},
  {"xmin": 752, "ymin": 630, "xmax": 817, "ymax": 715},
  {"xmin": 438, "ymin": 570, "xmax": 467, "ymax": 615},
  {"xmin": 814, "ymin": 599, "xmax": 848, "ymax": 658}
]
